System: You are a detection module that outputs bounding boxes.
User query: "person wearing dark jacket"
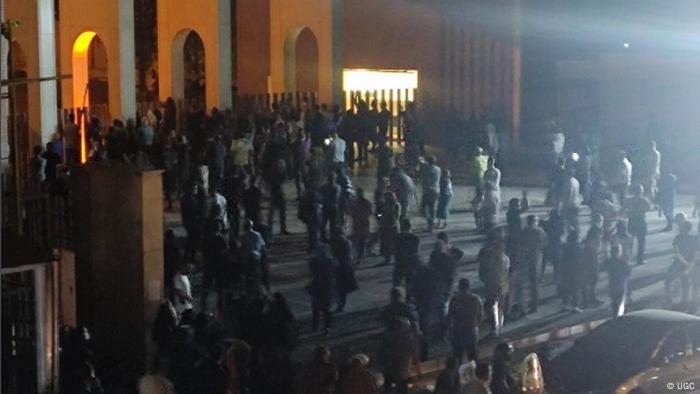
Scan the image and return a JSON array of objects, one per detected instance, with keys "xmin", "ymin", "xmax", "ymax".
[
  {"xmin": 379, "ymin": 318, "xmax": 420, "ymax": 394},
  {"xmin": 303, "ymin": 346, "xmax": 339, "ymax": 394},
  {"xmin": 380, "ymin": 287, "xmax": 420, "ymax": 331},
  {"xmin": 242, "ymin": 175, "xmax": 263, "ymax": 224},
  {"xmin": 412, "ymin": 261, "xmax": 441, "ymax": 360},
  {"xmin": 181, "ymin": 182, "xmax": 204, "ymax": 262},
  {"xmin": 163, "ymin": 229, "xmax": 181, "ymax": 294},
  {"xmin": 393, "ymin": 219, "xmax": 421, "ymax": 288},
  {"xmin": 300, "ymin": 183, "xmax": 323, "ymax": 252},
  {"xmin": 448, "ymin": 278, "xmax": 483, "ymax": 364},
  {"xmin": 433, "ymin": 357, "xmax": 461, "ymax": 394},
  {"xmin": 560, "ymin": 229, "xmax": 583, "ymax": 312},
  {"xmin": 491, "ymin": 342, "xmax": 519, "ymax": 394},
  {"xmin": 309, "ymin": 243, "xmax": 339, "ymax": 334},
  {"xmin": 320, "ymin": 173, "xmax": 342, "ymax": 240},
  {"xmin": 604, "ymin": 244, "xmax": 631, "ymax": 317},
  {"xmin": 339, "ymin": 354, "xmax": 379, "ymax": 394},
  {"xmin": 331, "ymin": 226, "xmax": 358, "ymax": 313}
]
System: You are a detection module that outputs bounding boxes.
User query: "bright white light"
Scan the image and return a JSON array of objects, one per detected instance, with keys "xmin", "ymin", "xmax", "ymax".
[
  {"xmin": 343, "ymin": 69, "xmax": 418, "ymax": 92},
  {"xmin": 623, "ymin": 42, "xmax": 630, "ymax": 48}
]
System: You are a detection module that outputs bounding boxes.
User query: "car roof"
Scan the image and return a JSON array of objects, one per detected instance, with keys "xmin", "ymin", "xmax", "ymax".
[{"xmin": 619, "ymin": 309, "xmax": 700, "ymax": 325}]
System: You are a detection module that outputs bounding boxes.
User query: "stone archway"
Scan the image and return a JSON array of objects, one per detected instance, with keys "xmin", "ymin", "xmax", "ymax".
[
  {"xmin": 284, "ymin": 26, "xmax": 319, "ymax": 92},
  {"xmin": 171, "ymin": 29, "xmax": 206, "ymax": 111},
  {"xmin": 72, "ymin": 31, "xmax": 109, "ymax": 162}
]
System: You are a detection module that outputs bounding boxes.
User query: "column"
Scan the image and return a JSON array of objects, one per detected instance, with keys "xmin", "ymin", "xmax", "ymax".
[
  {"xmin": 330, "ymin": 0, "xmax": 344, "ymax": 105},
  {"xmin": 37, "ymin": 0, "xmax": 58, "ymax": 143},
  {"xmin": 1, "ymin": 0, "xmax": 10, "ymax": 167},
  {"xmin": 119, "ymin": 0, "xmax": 136, "ymax": 119},
  {"xmin": 215, "ymin": 0, "xmax": 232, "ymax": 108}
]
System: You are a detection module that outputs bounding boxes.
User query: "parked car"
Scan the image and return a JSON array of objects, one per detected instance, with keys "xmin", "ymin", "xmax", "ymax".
[{"xmin": 544, "ymin": 309, "xmax": 700, "ymax": 393}]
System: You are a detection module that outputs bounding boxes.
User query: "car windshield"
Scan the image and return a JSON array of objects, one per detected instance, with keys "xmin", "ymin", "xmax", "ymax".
[{"xmin": 553, "ymin": 318, "xmax": 665, "ymax": 388}]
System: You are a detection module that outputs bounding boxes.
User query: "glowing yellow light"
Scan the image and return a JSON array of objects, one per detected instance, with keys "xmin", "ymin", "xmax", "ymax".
[
  {"xmin": 342, "ymin": 69, "xmax": 418, "ymax": 113},
  {"xmin": 343, "ymin": 69, "xmax": 417, "ymax": 92},
  {"xmin": 72, "ymin": 31, "xmax": 97, "ymax": 164}
]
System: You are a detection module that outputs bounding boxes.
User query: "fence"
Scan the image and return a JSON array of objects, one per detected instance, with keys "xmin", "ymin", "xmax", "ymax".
[{"xmin": 2, "ymin": 192, "xmax": 73, "ymax": 251}]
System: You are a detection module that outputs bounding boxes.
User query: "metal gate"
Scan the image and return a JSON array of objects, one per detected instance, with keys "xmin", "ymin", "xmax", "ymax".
[{"xmin": 1, "ymin": 270, "xmax": 38, "ymax": 394}]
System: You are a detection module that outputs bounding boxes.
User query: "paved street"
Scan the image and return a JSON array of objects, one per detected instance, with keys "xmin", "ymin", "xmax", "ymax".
[{"xmin": 164, "ymin": 155, "xmax": 695, "ymax": 381}]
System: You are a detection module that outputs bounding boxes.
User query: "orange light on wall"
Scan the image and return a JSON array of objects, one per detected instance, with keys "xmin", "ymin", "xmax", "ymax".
[{"xmin": 72, "ymin": 31, "xmax": 97, "ymax": 164}]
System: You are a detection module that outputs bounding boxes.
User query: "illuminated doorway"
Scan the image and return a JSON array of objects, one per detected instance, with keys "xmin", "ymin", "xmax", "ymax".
[
  {"xmin": 72, "ymin": 31, "xmax": 109, "ymax": 163},
  {"xmin": 342, "ymin": 68, "xmax": 417, "ymax": 114}
]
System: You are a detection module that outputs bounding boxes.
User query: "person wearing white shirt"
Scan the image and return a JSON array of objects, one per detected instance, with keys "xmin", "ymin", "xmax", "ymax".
[
  {"xmin": 607, "ymin": 150, "xmax": 632, "ymax": 204},
  {"xmin": 172, "ymin": 263, "xmax": 193, "ymax": 316},
  {"xmin": 331, "ymin": 132, "xmax": 346, "ymax": 165}
]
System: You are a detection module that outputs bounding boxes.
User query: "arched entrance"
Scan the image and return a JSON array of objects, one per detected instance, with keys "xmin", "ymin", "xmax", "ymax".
[
  {"xmin": 72, "ymin": 31, "xmax": 109, "ymax": 162},
  {"xmin": 284, "ymin": 26, "xmax": 319, "ymax": 93},
  {"xmin": 172, "ymin": 29, "xmax": 206, "ymax": 111}
]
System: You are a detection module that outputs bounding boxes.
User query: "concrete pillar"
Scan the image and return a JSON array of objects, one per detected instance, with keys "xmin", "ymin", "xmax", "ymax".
[
  {"xmin": 1, "ymin": 0, "xmax": 10, "ymax": 169},
  {"xmin": 119, "ymin": 0, "xmax": 136, "ymax": 120},
  {"xmin": 214, "ymin": 0, "xmax": 232, "ymax": 108},
  {"xmin": 330, "ymin": 0, "xmax": 343, "ymax": 105},
  {"xmin": 37, "ymin": 0, "xmax": 58, "ymax": 143},
  {"xmin": 73, "ymin": 164, "xmax": 164, "ymax": 369}
]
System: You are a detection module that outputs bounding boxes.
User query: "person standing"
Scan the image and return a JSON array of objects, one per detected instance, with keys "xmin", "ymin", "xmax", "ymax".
[
  {"xmin": 581, "ymin": 226, "xmax": 605, "ymax": 307},
  {"xmin": 379, "ymin": 318, "xmax": 420, "ymax": 394},
  {"xmin": 242, "ymin": 175, "xmax": 263, "ymax": 224},
  {"xmin": 172, "ymin": 262, "xmax": 194, "ymax": 318},
  {"xmin": 349, "ymin": 187, "xmax": 373, "ymax": 265},
  {"xmin": 241, "ymin": 219, "xmax": 268, "ymax": 290},
  {"xmin": 518, "ymin": 215, "xmax": 548, "ymax": 313},
  {"xmin": 309, "ymin": 243, "xmax": 338, "ymax": 335},
  {"xmin": 490, "ymin": 343, "xmax": 519, "ymax": 394},
  {"xmin": 558, "ymin": 167, "xmax": 582, "ymax": 230},
  {"xmin": 30, "ymin": 145, "xmax": 47, "ymax": 192},
  {"xmin": 541, "ymin": 208, "xmax": 565, "ymax": 283},
  {"xmin": 603, "ymin": 244, "xmax": 631, "ymax": 317},
  {"xmin": 611, "ymin": 221, "xmax": 634, "ymax": 264},
  {"xmin": 472, "ymin": 146, "xmax": 489, "ymax": 196},
  {"xmin": 299, "ymin": 182, "xmax": 323, "ymax": 253},
  {"xmin": 478, "ymin": 235, "xmax": 510, "ymax": 338},
  {"xmin": 433, "ymin": 357, "xmax": 461, "ymax": 394},
  {"xmin": 665, "ymin": 220, "xmax": 696, "ymax": 309},
  {"xmin": 379, "ymin": 192, "xmax": 401, "ymax": 265},
  {"xmin": 419, "ymin": 155, "xmax": 441, "ymax": 232},
  {"xmin": 607, "ymin": 150, "xmax": 633, "ymax": 205},
  {"xmin": 436, "ymin": 169, "xmax": 454, "ymax": 229},
  {"xmin": 264, "ymin": 124, "xmax": 290, "ymax": 235},
  {"xmin": 330, "ymin": 131, "xmax": 346, "ymax": 170},
  {"xmin": 560, "ymin": 229, "xmax": 583, "ymax": 312},
  {"xmin": 483, "ymin": 156, "xmax": 501, "ymax": 192},
  {"xmin": 63, "ymin": 113, "xmax": 80, "ymax": 165},
  {"xmin": 624, "ymin": 184, "xmax": 652, "ymax": 265},
  {"xmin": 657, "ymin": 171, "xmax": 678, "ymax": 231},
  {"xmin": 291, "ymin": 129, "xmax": 309, "ymax": 198},
  {"xmin": 330, "ymin": 227, "xmax": 358, "ymax": 313},
  {"xmin": 320, "ymin": 173, "xmax": 341, "ymax": 240},
  {"xmin": 447, "ymin": 278, "xmax": 483, "ymax": 364},
  {"xmin": 390, "ymin": 166, "xmax": 417, "ymax": 221},
  {"xmin": 636, "ymin": 140, "xmax": 661, "ymax": 202},
  {"xmin": 393, "ymin": 219, "xmax": 421, "ymax": 288},
  {"xmin": 481, "ymin": 182, "xmax": 501, "ymax": 233},
  {"xmin": 42, "ymin": 142, "xmax": 61, "ymax": 190}
]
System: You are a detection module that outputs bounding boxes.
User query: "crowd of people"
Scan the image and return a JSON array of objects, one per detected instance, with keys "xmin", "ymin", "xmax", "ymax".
[{"xmin": 43, "ymin": 91, "xmax": 700, "ymax": 394}]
